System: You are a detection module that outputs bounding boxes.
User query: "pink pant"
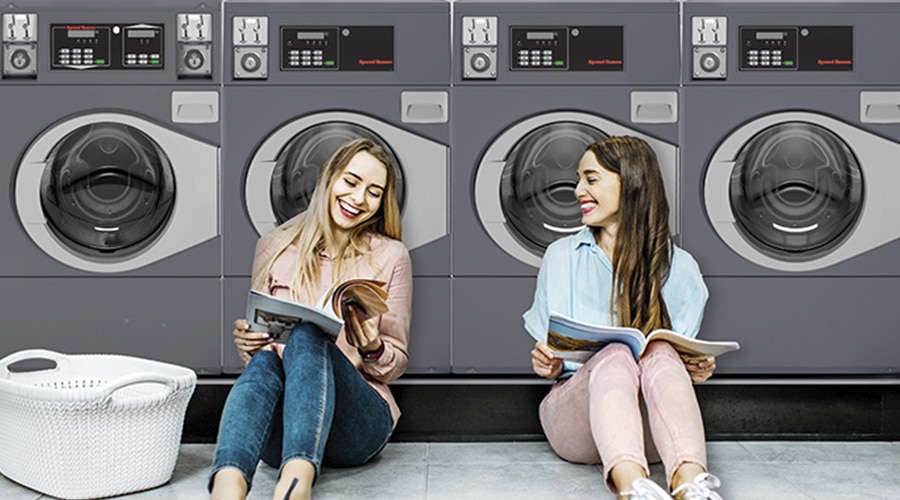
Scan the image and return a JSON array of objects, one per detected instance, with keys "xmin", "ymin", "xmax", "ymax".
[{"xmin": 539, "ymin": 341, "xmax": 707, "ymax": 493}]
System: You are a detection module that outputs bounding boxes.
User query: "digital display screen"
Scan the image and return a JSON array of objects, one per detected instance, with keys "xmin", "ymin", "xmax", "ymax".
[
  {"xmin": 526, "ymin": 32, "xmax": 555, "ymax": 40},
  {"xmin": 127, "ymin": 29, "xmax": 157, "ymax": 38},
  {"xmin": 756, "ymin": 32, "xmax": 784, "ymax": 40},
  {"xmin": 297, "ymin": 32, "xmax": 326, "ymax": 40},
  {"xmin": 68, "ymin": 30, "xmax": 96, "ymax": 38}
]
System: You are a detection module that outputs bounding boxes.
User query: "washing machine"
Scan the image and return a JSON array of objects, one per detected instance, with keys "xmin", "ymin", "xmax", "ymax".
[
  {"xmin": 222, "ymin": 0, "xmax": 451, "ymax": 374},
  {"xmin": 683, "ymin": 0, "xmax": 900, "ymax": 374},
  {"xmin": 451, "ymin": 0, "xmax": 681, "ymax": 373},
  {"xmin": 0, "ymin": 0, "xmax": 221, "ymax": 372}
]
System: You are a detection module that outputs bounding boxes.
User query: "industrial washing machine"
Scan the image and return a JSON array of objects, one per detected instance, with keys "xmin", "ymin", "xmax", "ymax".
[
  {"xmin": 683, "ymin": 0, "xmax": 900, "ymax": 374},
  {"xmin": 0, "ymin": 0, "xmax": 221, "ymax": 372},
  {"xmin": 451, "ymin": 0, "xmax": 681, "ymax": 373},
  {"xmin": 222, "ymin": 0, "xmax": 451, "ymax": 373}
]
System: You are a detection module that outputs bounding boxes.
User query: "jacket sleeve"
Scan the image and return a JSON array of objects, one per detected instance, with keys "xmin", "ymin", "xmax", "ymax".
[{"xmin": 358, "ymin": 242, "xmax": 413, "ymax": 383}]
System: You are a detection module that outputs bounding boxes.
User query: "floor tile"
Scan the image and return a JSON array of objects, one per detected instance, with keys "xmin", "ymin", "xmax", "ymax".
[
  {"xmin": 427, "ymin": 441, "xmax": 560, "ymax": 464},
  {"xmin": 741, "ymin": 441, "xmax": 900, "ymax": 464},
  {"xmin": 775, "ymin": 461, "xmax": 900, "ymax": 499},
  {"xmin": 711, "ymin": 460, "xmax": 814, "ymax": 500},
  {"xmin": 426, "ymin": 462, "xmax": 608, "ymax": 500}
]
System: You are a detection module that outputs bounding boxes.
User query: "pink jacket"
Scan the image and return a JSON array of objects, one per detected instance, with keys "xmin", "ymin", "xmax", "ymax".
[{"xmin": 252, "ymin": 231, "xmax": 413, "ymax": 427}]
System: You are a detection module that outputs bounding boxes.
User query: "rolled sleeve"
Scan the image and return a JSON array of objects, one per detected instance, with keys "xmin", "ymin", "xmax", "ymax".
[{"xmin": 359, "ymin": 242, "xmax": 412, "ymax": 382}]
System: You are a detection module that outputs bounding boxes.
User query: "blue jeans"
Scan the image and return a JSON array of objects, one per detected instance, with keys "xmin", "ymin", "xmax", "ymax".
[{"xmin": 209, "ymin": 323, "xmax": 393, "ymax": 492}]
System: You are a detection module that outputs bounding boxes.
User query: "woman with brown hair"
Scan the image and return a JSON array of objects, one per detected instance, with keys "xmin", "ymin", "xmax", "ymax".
[
  {"xmin": 525, "ymin": 136, "xmax": 722, "ymax": 499},
  {"xmin": 209, "ymin": 138, "xmax": 412, "ymax": 500}
]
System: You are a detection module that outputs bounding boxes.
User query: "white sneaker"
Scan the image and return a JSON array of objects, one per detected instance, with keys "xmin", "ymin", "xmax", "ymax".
[
  {"xmin": 622, "ymin": 478, "xmax": 674, "ymax": 499},
  {"xmin": 671, "ymin": 472, "xmax": 723, "ymax": 500}
]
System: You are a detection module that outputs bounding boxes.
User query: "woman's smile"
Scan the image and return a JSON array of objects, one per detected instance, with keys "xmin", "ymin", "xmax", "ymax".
[{"xmin": 337, "ymin": 199, "xmax": 362, "ymax": 219}]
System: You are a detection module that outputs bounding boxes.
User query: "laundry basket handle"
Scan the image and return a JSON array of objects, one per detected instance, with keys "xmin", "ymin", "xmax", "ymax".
[
  {"xmin": 0, "ymin": 349, "xmax": 70, "ymax": 379},
  {"xmin": 100, "ymin": 372, "xmax": 179, "ymax": 402}
]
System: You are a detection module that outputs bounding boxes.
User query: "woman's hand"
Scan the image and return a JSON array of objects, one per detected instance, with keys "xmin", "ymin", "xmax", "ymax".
[
  {"xmin": 344, "ymin": 304, "xmax": 382, "ymax": 353},
  {"xmin": 531, "ymin": 342, "xmax": 564, "ymax": 379},
  {"xmin": 682, "ymin": 355, "xmax": 716, "ymax": 383},
  {"xmin": 233, "ymin": 319, "xmax": 277, "ymax": 365}
]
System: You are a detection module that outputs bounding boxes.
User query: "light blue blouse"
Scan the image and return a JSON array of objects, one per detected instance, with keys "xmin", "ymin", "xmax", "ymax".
[{"xmin": 522, "ymin": 227, "xmax": 709, "ymax": 378}]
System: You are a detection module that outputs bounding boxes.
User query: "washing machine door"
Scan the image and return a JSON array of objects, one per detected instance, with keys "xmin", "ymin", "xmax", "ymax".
[
  {"xmin": 15, "ymin": 112, "xmax": 219, "ymax": 273},
  {"xmin": 246, "ymin": 112, "xmax": 448, "ymax": 251},
  {"xmin": 703, "ymin": 111, "xmax": 900, "ymax": 272},
  {"xmin": 731, "ymin": 122, "xmax": 862, "ymax": 260},
  {"xmin": 40, "ymin": 123, "xmax": 176, "ymax": 256},
  {"xmin": 475, "ymin": 111, "xmax": 679, "ymax": 268}
]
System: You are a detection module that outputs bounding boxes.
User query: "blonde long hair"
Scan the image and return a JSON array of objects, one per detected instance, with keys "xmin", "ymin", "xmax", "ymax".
[
  {"xmin": 586, "ymin": 136, "xmax": 672, "ymax": 334},
  {"xmin": 252, "ymin": 138, "xmax": 402, "ymax": 302}
]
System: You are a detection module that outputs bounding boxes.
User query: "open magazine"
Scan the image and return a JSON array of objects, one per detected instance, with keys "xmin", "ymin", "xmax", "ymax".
[
  {"xmin": 547, "ymin": 311, "xmax": 740, "ymax": 362},
  {"xmin": 246, "ymin": 278, "xmax": 389, "ymax": 343}
]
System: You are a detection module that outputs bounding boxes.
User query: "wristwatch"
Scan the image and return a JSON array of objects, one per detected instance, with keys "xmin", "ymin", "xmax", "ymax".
[{"xmin": 359, "ymin": 341, "xmax": 385, "ymax": 360}]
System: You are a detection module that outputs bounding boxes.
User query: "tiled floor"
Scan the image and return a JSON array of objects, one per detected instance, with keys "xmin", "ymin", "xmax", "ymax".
[{"xmin": 1, "ymin": 441, "xmax": 898, "ymax": 499}]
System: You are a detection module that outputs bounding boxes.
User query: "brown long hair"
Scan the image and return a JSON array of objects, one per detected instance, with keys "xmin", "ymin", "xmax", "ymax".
[
  {"xmin": 252, "ymin": 138, "xmax": 402, "ymax": 302},
  {"xmin": 586, "ymin": 136, "xmax": 672, "ymax": 334}
]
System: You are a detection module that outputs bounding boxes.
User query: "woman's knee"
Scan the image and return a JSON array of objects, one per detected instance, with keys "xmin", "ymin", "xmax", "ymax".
[
  {"xmin": 587, "ymin": 343, "xmax": 638, "ymax": 381},
  {"xmin": 641, "ymin": 340, "xmax": 681, "ymax": 364}
]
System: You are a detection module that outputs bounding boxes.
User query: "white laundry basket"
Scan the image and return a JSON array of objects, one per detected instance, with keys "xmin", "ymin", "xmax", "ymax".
[{"xmin": 0, "ymin": 349, "xmax": 197, "ymax": 499}]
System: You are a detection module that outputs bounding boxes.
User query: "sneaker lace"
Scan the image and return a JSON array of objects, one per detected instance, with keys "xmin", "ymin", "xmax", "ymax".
[
  {"xmin": 622, "ymin": 478, "xmax": 674, "ymax": 499},
  {"xmin": 671, "ymin": 472, "xmax": 723, "ymax": 500}
]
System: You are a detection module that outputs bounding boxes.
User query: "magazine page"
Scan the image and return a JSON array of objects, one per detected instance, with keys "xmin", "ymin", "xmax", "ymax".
[
  {"xmin": 324, "ymin": 279, "xmax": 389, "ymax": 320},
  {"xmin": 547, "ymin": 312, "xmax": 645, "ymax": 360},
  {"xmin": 246, "ymin": 290, "xmax": 342, "ymax": 342},
  {"xmin": 646, "ymin": 330, "xmax": 741, "ymax": 358}
]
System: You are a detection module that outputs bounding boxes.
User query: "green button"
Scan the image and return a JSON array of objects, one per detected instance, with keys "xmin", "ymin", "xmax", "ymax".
[
  {"xmin": 784, "ymin": 60, "xmax": 794, "ymax": 66},
  {"xmin": 95, "ymin": 59, "xmax": 105, "ymax": 64},
  {"xmin": 554, "ymin": 60, "xmax": 564, "ymax": 66},
  {"xmin": 325, "ymin": 60, "xmax": 335, "ymax": 66},
  {"xmin": 151, "ymin": 60, "xmax": 160, "ymax": 64}
]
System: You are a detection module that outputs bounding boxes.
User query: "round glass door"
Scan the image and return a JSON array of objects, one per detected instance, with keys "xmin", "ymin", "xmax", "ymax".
[
  {"xmin": 499, "ymin": 122, "xmax": 608, "ymax": 255},
  {"xmin": 270, "ymin": 122, "xmax": 405, "ymax": 224},
  {"xmin": 730, "ymin": 122, "xmax": 864, "ymax": 260},
  {"xmin": 41, "ymin": 122, "xmax": 175, "ymax": 256}
]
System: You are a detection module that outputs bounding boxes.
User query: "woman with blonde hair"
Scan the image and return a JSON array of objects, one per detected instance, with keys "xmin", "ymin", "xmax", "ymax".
[
  {"xmin": 526, "ymin": 136, "xmax": 722, "ymax": 499},
  {"xmin": 209, "ymin": 138, "xmax": 412, "ymax": 500}
]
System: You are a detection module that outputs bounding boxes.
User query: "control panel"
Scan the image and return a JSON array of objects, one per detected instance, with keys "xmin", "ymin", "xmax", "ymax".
[
  {"xmin": 460, "ymin": 18, "xmax": 624, "ymax": 80},
  {"xmin": 510, "ymin": 26, "xmax": 623, "ymax": 72},
  {"xmin": 511, "ymin": 27, "xmax": 567, "ymax": 69},
  {"xmin": 280, "ymin": 26, "xmax": 393, "ymax": 71},
  {"xmin": 51, "ymin": 23, "xmax": 163, "ymax": 70},
  {"xmin": 282, "ymin": 28, "xmax": 337, "ymax": 69},
  {"xmin": 740, "ymin": 26, "xmax": 852, "ymax": 71}
]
